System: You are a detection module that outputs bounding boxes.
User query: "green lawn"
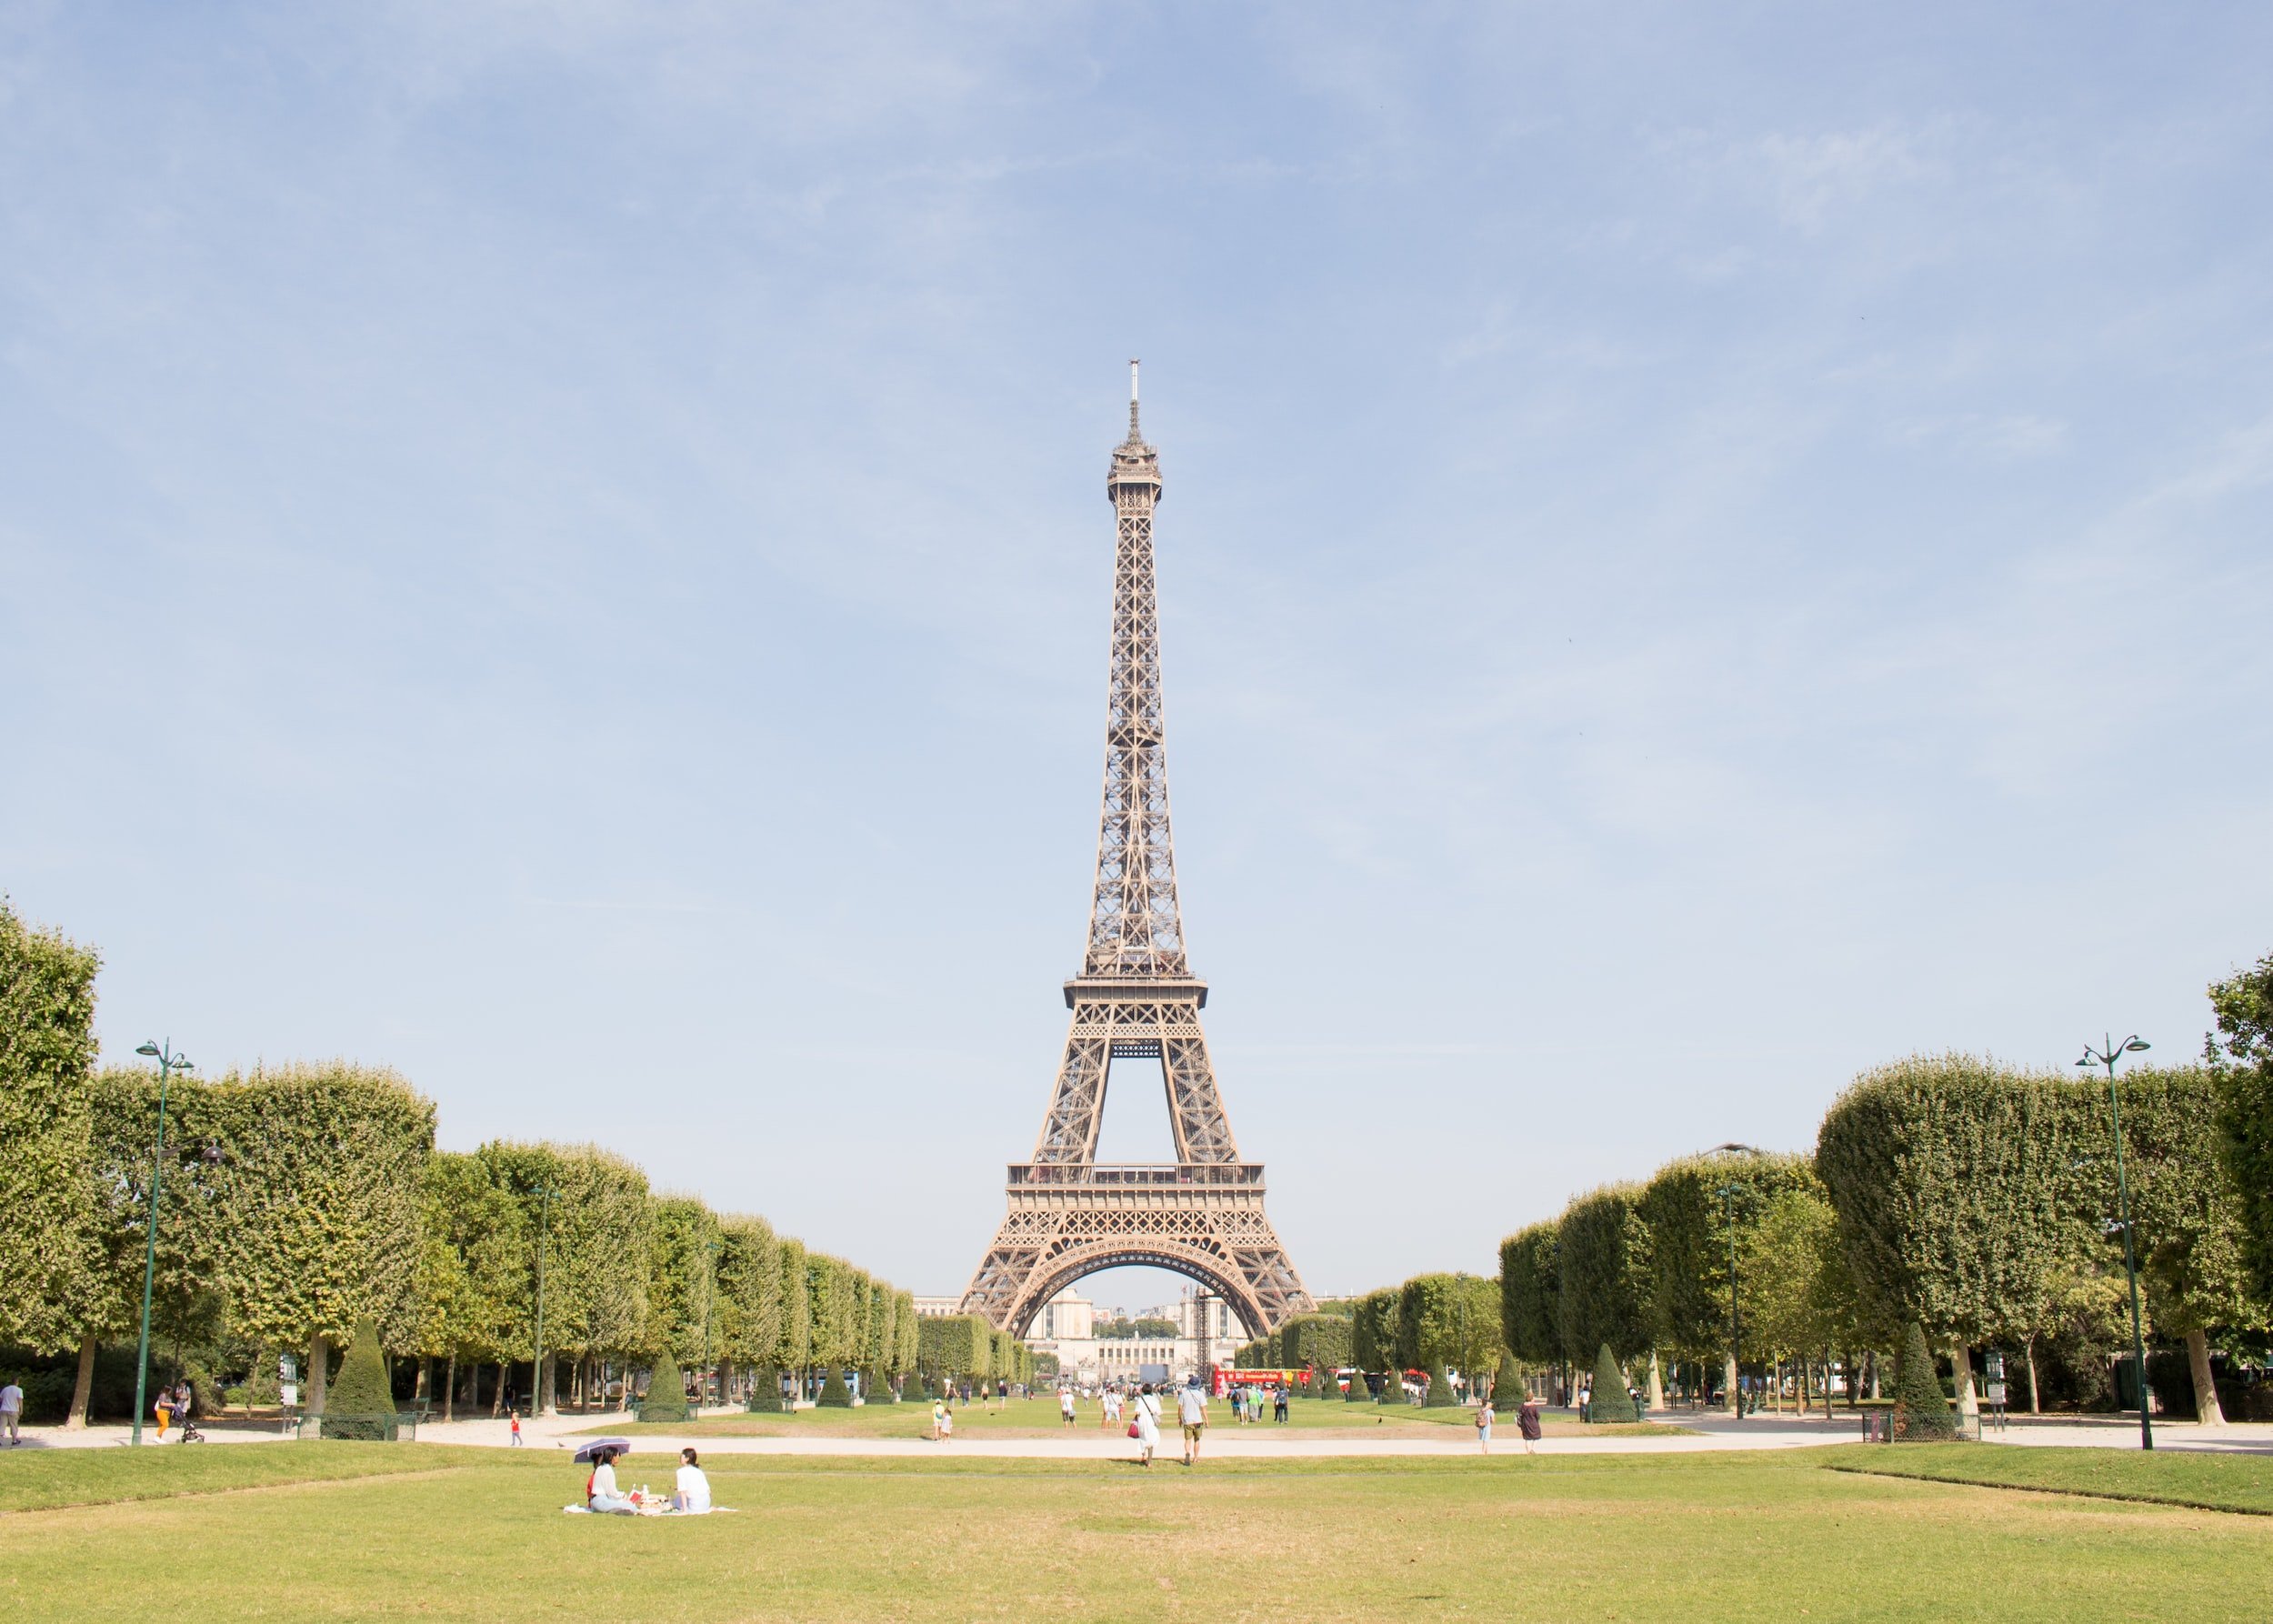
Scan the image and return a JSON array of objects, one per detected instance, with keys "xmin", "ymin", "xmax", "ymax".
[
  {"xmin": 1822, "ymin": 1442, "xmax": 2273, "ymax": 1516},
  {"xmin": 595, "ymin": 1394, "xmax": 1691, "ymax": 1439},
  {"xmin": 5, "ymin": 1444, "xmax": 2270, "ymax": 1621}
]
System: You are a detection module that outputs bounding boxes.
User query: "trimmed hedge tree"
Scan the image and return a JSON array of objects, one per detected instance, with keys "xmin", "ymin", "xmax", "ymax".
[
  {"xmin": 1587, "ymin": 1344, "xmax": 1637, "ymax": 1423},
  {"xmin": 816, "ymin": 1363, "xmax": 853, "ymax": 1408},
  {"xmin": 320, "ymin": 1318, "xmax": 399, "ymax": 1439},
  {"xmin": 1891, "ymin": 1321, "xmax": 1958, "ymax": 1441},
  {"xmin": 639, "ymin": 1354, "xmax": 691, "ymax": 1421}
]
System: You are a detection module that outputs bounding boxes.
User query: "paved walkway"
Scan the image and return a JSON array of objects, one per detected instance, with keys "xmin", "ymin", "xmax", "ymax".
[{"xmin": 19, "ymin": 1406, "xmax": 2268, "ymax": 1458}]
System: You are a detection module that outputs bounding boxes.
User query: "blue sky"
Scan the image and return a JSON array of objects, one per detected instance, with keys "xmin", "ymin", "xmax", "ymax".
[{"xmin": 5, "ymin": 3, "xmax": 2270, "ymax": 1313}]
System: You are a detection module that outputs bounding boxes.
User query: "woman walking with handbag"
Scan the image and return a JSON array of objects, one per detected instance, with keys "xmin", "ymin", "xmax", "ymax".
[{"xmin": 1130, "ymin": 1382, "xmax": 1161, "ymax": 1468}]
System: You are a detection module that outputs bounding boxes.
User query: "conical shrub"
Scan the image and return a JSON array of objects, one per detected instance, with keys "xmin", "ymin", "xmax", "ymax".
[
  {"xmin": 1423, "ymin": 1362, "xmax": 1457, "ymax": 1407},
  {"xmin": 639, "ymin": 1353, "xmax": 691, "ymax": 1422},
  {"xmin": 1891, "ymin": 1322, "xmax": 1958, "ymax": 1441},
  {"xmin": 1493, "ymin": 1349, "xmax": 1525, "ymax": 1407},
  {"xmin": 319, "ymin": 1319, "xmax": 398, "ymax": 1440},
  {"xmin": 1344, "ymin": 1364, "xmax": 1367, "ymax": 1401},
  {"xmin": 862, "ymin": 1367, "xmax": 893, "ymax": 1403},
  {"xmin": 817, "ymin": 1364, "xmax": 854, "ymax": 1408},
  {"xmin": 744, "ymin": 1365, "xmax": 792, "ymax": 1413},
  {"xmin": 1588, "ymin": 1344, "xmax": 1637, "ymax": 1423}
]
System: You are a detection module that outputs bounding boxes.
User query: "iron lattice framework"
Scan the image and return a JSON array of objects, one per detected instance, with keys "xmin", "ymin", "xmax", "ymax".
[{"xmin": 960, "ymin": 366, "xmax": 1315, "ymax": 1339}]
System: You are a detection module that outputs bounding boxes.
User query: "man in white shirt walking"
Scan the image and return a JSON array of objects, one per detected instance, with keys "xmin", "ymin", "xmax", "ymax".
[
  {"xmin": 1176, "ymin": 1378, "xmax": 1208, "ymax": 1467},
  {"xmin": 0, "ymin": 1378, "xmax": 22, "ymax": 1445}
]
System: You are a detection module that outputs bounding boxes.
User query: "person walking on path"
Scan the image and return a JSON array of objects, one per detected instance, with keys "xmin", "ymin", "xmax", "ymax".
[
  {"xmin": 1476, "ymin": 1397, "xmax": 1495, "ymax": 1454},
  {"xmin": 1132, "ymin": 1383, "xmax": 1161, "ymax": 1468},
  {"xmin": 1059, "ymin": 1387, "xmax": 1076, "ymax": 1427},
  {"xmin": 1177, "ymin": 1378, "xmax": 1208, "ymax": 1466},
  {"xmin": 0, "ymin": 1378, "xmax": 21, "ymax": 1445},
  {"xmin": 1273, "ymin": 1384, "xmax": 1289, "ymax": 1424},
  {"xmin": 1517, "ymin": 1393, "xmax": 1544, "ymax": 1454},
  {"xmin": 510, "ymin": 1412, "xmax": 524, "ymax": 1446}
]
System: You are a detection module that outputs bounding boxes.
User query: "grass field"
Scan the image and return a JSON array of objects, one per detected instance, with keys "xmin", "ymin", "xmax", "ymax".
[
  {"xmin": 5, "ymin": 1443, "xmax": 2269, "ymax": 1622},
  {"xmin": 586, "ymin": 1394, "xmax": 1694, "ymax": 1439}
]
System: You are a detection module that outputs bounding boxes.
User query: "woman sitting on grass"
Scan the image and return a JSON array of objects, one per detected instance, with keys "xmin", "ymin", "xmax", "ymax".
[
  {"xmin": 673, "ymin": 1448, "xmax": 711, "ymax": 1513},
  {"xmin": 586, "ymin": 1447, "xmax": 636, "ymax": 1514}
]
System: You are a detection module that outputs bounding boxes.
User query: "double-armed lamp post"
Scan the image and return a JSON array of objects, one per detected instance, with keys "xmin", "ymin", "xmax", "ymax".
[
  {"xmin": 2078, "ymin": 1034, "xmax": 2154, "ymax": 1451},
  {"xmin": 129, "ymin": 1040, "xmax": 194, "ymax": 1446}
]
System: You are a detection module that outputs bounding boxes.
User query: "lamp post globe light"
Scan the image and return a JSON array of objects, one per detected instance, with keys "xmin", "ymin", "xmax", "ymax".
[
  {"xmin": 2078, "ymin": 1034, "xmax": 2155, "ymax": 1451},
  {"xmin": 129, "ymin": 1040, "xmax": 193, "ymax": 1447},
  {"xmin": 1708, "ymin": 1143, "xmax": 1762, "ymax": 1419}
]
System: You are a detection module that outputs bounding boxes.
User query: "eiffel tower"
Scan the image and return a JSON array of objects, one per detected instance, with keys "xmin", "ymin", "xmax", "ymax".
[{"xmin": 958, "ymin": 364, "xmax": 1315, "ymax": 1339}]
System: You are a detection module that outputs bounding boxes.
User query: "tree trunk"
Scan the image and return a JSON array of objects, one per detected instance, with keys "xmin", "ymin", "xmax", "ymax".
[
  {"xmin": 2023, "ymin": 1338, "xmax": 2040, "ymax": 1416},
  {"xmin": 443, "ymin": 1353, "xmax": 456, "ymax": 1423},
  {"xmin": 414, "ymin": 1357, "xmax": 430, "ymax": 1403},
  {"xmin": 1867, "ymin": 1350, "xmax": 1881, "ymax": 1400},
  {"xmin": 2185, "ymin": 1328, "xmax": 2226, "ymax": 1427},
  {"xmin": 1646, "ymin": 1350, "xmax": 1664, "ymax": 1412},
  {"xmin": 65, "ymin": 1333, "xmax": 99, "ymax": 1429},
  {"xmin": 1950, "ymin": 1343, "xmax": 1979, "ymax": 1423},
  {"xmin": 538, "ymin": 1350, "xmax": 557, "ymax": 1416},
  {"xmin": 489, "ymin": 1362, "xmax": 505, "ymax": 1417},
  {"xmin": 306, "ymin": 1335, "xmax": 331, "ymax": 1417},
  {"xmin": 1724, "ymin": 1351, "xmax": 1739, "ymax": 1413}
]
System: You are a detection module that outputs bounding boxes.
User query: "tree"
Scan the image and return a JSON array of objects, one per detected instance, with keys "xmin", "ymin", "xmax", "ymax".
[
  {"xmin": 2088, "ymin": 1066, "xmax": 2262, "ymax": 1426},
  {"xmin": 416, "ymin": 1152, "xmax": 526, "ymax": 1421},
  {"xmin": 2206, "ymin": 956, "xmax": 2273, "ymax": 1308},
  {"xmin": 1890, "ymin": 1321, "xmax": 1956, "ymax": 1441},
  {"xmin": 1557, "ymin": 1185, "xmax": 1650, "ymax": 1366},
  {"xmin": 321, "ymin": 1318, "xmax": 399, "ymax": 1439},
  {"xmin": 716, "ymin": 1214, "xmax": 781, "ymax": 1403},
  {"xmin": 774, "ymin": 1237, "xmax": 812, "ymax": 1387},
  {"xmin": 640, "ymin": 1351, "xmax": 690, "ymax": 1421},
  {"xmin": 892, "ymin": 1290, "xmax": 918, "ymax": 1389},
  {"xmin": 1350, "ymin": 1288, "xmax": 1402, "ymax": 1394},
  {"xmin": 1817, "ymin": 1056, "xmax": 2077, "ymax": 1418},
  {"xmin": 1587, "ymin": 1343, "xmax": 1637, "ymax": 1422},
  {"xmin": 646, "ymin": 1195, "xmax": 722, "ymax": 1378},
  {"xmin": 0, "ymin": 903, "xmax": 103, "ymax": 1380},
  {"xmin": 863, "ymin": 1280, "xmax": 896, "ymax": 1400},
  {"xmin": 1498, "ymin": 1223, "xmax": 1562, "ymax": 1369},
  {"xmin": 203, "ymin": 1063, "xmax": 434, "ymax": 1414},
  {"xmin": 1743, "ymin": 1186, "xmax": 1843, "ymax": 1414}
]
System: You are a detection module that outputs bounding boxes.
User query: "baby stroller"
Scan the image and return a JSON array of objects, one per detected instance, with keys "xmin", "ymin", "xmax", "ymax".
[{"xmin": 176, "ymin": 1411, "xmax": 207, "ymax": 1442}]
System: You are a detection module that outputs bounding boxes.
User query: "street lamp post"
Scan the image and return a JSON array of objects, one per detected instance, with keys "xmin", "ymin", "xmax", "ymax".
[
  {"xmin": 129, "ymin": 1040, "xmax": 193, "ymax": 1447},
  {"xmin": 1709, "ymin": 1143, "xmax": 1762, "ymax": 1420},
  {"xmin": 2079, "ymin": 1034, "xmax": 2155, "ymax": 1451},
  {"xmin": 530, "ymin": 1182, "xmax": 556, "ymax": 1419}
]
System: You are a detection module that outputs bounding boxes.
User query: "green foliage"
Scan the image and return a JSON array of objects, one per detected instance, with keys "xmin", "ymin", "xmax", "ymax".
[
  {"xmin": 1557, "ymin": 1184, "xmax": 1650, "ymax": 1362},
  {"xmin": 1349, "ymin": 1288, "xmax": 1401, "ymax": 1373},
  {"xmin": 917, "ymin": 1313, "xmax": 992, "ymax": 1384},
  {"xmin": 639, "ymin": 1352, "xmax": 690, "ymax": 1421},
  {"xmin": 2208, "ymin": 954, "xmax": 2273, "ymax": 1303},
  {"xmin": 477, "ymin": 1142, "xmax": 649, "ymax": 1363},
  {"xmin": 1588, "ymin": 1344, "xmax": 1637, "ymax": 1422},
  {"xmin": 1498, "ymin": 1223, "xmax": 1562, "ymax": 1366},
  {"xmin": 1422, "ymin": 1362, "xmax": 1457, "ymax": 1407},
  {"xmin": 816, "ymin": 1363, "xmax": 853, "ymax": 1407},
  {"xmin": 0, "ymin": 902, "xmax": 102, "ymax": 1355},
  {"xmin": 774, "ymin": 1237, "xmax": 811, "ymax": 1371},
  {"xmin": 1891, "ymin": 1322, "xmax": 1957, "ymax": 1441},
  {"xmin": 1743, "ymin": 1185, "xmax": 1847, "ymax": 1361},
  {"xmin": 1278, "ymin": 1311, "xmax": 1352, "ymax": 1375},
  {"xmin": 1817, "ymin": 1054, "xmax": 2259, "ymax": 1358},
  {"xmin": 320, "ymin": 1319, "xmax": 399, "ymax": 1440},
  {"xmin": 716, "ymin": 1215, "xmax": 782, "ymax": 1370},
  {"xmin": 1635, "ymin": 1151, "xmax": 1843, "ymax": 1365},
  {"xmin": 892, "ymin": 1290, "xmax": 918, "ymax": 1378},
  {"xmin": 1492, "ymin": 1348, "xmax": 1524, "ymax": 1404},
  {"xmin": 416, "ymin": 1152, "xmax": 526, "ymax": 1363},
  {"xmin": 744, "ymin": 1365, "xmax": 790, "ymax": 1413},
  {"xmin": 646, "ymin": 1195, "xmax": 722, "ymax": 1362}
]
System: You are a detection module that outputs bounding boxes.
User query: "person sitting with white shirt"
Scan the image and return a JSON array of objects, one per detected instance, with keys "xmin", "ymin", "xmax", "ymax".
[
  {"xmin": 586, "ymin": 1447, "xmax": 636, "ymax": 1514},
  {"xmin": 673, "ymin": 1447, "xmax": 712, "ymax": 1513}
]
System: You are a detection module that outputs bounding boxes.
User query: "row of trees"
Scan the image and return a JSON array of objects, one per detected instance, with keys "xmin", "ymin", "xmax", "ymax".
[
  {"xmin": 1499, "ymin": 1045, "xmax": 2269, "ymax": 1422},
  {"xmin": 913, "ymin": 1312, "xmax": 1036, "ymax": 1392},
  {"xmin": 0, "ymin": 902, "xmax": 945, "ymax": 1422},
  {"xmin": 1235, "ymin": 1278, "xmax": 1507, "ymax": 1408}
]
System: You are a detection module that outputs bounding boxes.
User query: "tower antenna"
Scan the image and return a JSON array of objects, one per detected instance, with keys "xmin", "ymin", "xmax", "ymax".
[{"xmin": 1127, "ymin": 358, "xmax": 1141, "ymax": 440}]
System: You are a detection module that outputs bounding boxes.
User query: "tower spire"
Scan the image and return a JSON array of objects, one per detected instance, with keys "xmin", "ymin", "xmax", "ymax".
[{"xmin": 1127, "ymin": 357, "xmax": 1142, "ymax": 443}]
